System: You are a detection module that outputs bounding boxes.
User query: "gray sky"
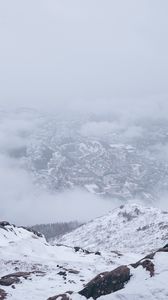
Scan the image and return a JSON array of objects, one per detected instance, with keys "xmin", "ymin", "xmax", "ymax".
[{"xmin": 0, "ymin": 0, "xmax": 168, "ymax": 112}]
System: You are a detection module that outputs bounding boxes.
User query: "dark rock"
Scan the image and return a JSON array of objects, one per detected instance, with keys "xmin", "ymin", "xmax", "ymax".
[
  {"xmin": 11, "ymin": 285, "xmax": 16, "ymax": 289},
  {"xmin": 0, "ymin": 271, "xmax": 39, "ymax": 287},
  {"xmin": 58, "ymin": 271, "xmax": 67, "ymax": 277},
  {"xmin": 21, "ymin": 227, "xmax": 43, "ymax": 238},
  {"xmin": 0, "ymin": 289, "xmax": 7, "ymax": 300},
  {"xmin": 157, "ymin": 245, "xmax": 168, "ymax": 252},
  {"xmin": 74, "ymin": 247, "xmax": 80, "ymax": 252},
  {"xmin": 141, "ymin": 260, "xmax": 155, "ymax": 277},
  {"xmin": 47, "ymin": 293, "xmax": 71, "ymax": 300},
  {"xmin": 59, "ymin": 266, "xmax": 80, "ymax": 275},
  {"xmin": 137, "ymin": 225, "xmax": 150, "ymax": 231},
  {"xmin": 67, "ymin": 269, "xmax": 79, "ymax": 275},
  {"xmin": 74, "ymin": 246, "xmax": 101, "ymax": 256},
  {"xmin": 0, "ymin": 221, "xmax": 10, "ymax": 231},
  {"xmin": 0, "ymin": 221, "xmax": 10, "ymax": 227},
  {"xmin": 2, "ymin": 272, "xmax": 31, "ymax": 279},
  {"xmin": 131, "ymin": 245, "xmax": 168, "ymax": 277},
  {"xmin": 111, "ymin": 250, "xmax": 123, "ymax": 257},
  {"xmin": 0, "ymin": 277, "xmax": 20, "ymax": 286},
  {"xmin": 131, "ymin": 259, "xmax": 155, "ymax": 277},
  {"xmin": 79, "ymin": 265, "xmax": 131, "ymax": 299},
  {"xmin": 65, "ymin": 291, "xmax": 73, "ymax": 295},
  {"xmin": 143, "ymin": 252, "xmax": 155, "ymax": 260}
]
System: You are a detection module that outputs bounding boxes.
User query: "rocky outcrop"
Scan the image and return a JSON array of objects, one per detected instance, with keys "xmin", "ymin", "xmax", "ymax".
[
  {"xmin": 0, "ymin": 271, "xmax": 45, "ymax": 287},
  {"xmin": 74, "ymin": 247, "xmax": 101, "ymax": 256},
  {"xmin": 79, "ymin": 266, "xmax": 131, "ymax": 299},
  {"xmin": 0, "ymin": 272, "xmax": 32, "ymax": 287},
  {"xmin": 0, "ymin": 277, "xmax": 20, "ymax": 286},
  {"xmin": 0, "ymin": 221, "xmax": 10, "ymax": 231},
  {"xmin": 0, "ymin": 222, "xmax": 10, "ymax": 227},
  {"xmin": 131, "ymin": 244, "xmax": 168, "ymax": 277},
  {"xmin": 56, "ymin": 244, "xmax": 101, "ymax": 256},
  {"xmin": 20, "ymin": 227, "xmax": 43, "ymax": 238},
  {"xmin": 131, "ymin": 259, "xmax": 155, "ymax": 277},
  {"xmin": 47, "ymin": 293, "xmax": 72, "ymax": 300}
]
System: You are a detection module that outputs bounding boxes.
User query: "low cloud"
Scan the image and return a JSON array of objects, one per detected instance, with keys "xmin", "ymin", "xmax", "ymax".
[
  {"xmin": 80, "ymin": 121, "xmax": 124, "ymax": 138},
  {"xmin": 0, "ymin": 155, "xmax": 117, "ymax": 225},
  {"xmin": 122, "ymin": 125, "xmax": 143, "ymax": 140},
  {"xmin": 1, "ymin": 108, "xmax": 168, "ymax": 226},
  {"xmin": 0, "ymin": 115, "xmax": 117, "ymax": 225}
]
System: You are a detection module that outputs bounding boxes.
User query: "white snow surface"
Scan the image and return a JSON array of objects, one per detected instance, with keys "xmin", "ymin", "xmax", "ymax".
[
  {"xmin": 0, "ymin": 223, "xmax": 126, "ymax": 299},
  {"xmin": 1, "ymin": 203, "xmax": 168, "ymax": 299}
]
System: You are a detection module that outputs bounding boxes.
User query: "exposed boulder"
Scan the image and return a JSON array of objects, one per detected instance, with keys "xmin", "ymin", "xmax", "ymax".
[
  {"xmin": 58, "ymin": 271, "xmax": 67, "ymax": 277},
  {"xmin": 67, "ymin": 269, "xmax": 80, "ymax": 275},
  {"xmin": 56, "ymin": 265, "xmax": 80, "ymax": 275},
  {"xmin": 79, "ymin": 265, "xmax": 131, "ymax": 299},
  {"xmin": 131, "ymin": 243, "xmax": 168, "ymax": 277},
  {"xmin": 0, "ymin": 272, "xmax": 32, "ymax": 287},
  {"xmin": 47, "ymin": 293, "xmax": 72, "ymax": 300},
  {"xmin": 0, "ymin": 277, "xmax": 20, "ymax": 286},
  {"xmin": 131, "ymin": 259, "xmax": 155, "ymax": 277},
  {"xmin": 0, "ymin": 271, "xmax": 45, "ymax": 287}
]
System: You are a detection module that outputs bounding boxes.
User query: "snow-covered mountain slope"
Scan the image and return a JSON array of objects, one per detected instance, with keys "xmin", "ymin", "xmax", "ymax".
[
  {"xmin": 0, "ymin": 222, "xmax": 44, "ymax": 246},
  {"xmin": 0, "ymin": 221, "xmax": 127, "ymax": 300},
  {"xmin": 58, "ymin": 203, "xmax": 168, "ymax": 254},
  {"xmin": 1, "ymin": 208, "xmax": 168, "ymax": 300}
]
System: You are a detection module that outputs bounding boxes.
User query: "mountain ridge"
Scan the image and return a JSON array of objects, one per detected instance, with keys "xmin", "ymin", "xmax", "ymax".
[{"xmin": 58, "ymin": 203, "xmax": 168, "ymax": 254}]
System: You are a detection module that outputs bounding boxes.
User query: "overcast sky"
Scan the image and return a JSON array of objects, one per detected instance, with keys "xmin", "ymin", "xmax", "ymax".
[{"xmin": 0, "ymin": 0, "xmax": 168, "ymax": 113}]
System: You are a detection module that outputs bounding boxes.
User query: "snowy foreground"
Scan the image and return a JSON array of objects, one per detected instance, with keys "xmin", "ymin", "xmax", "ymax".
[{"xmin": 0, "ymin": 204, "xmax": 168, "ymax": 300}]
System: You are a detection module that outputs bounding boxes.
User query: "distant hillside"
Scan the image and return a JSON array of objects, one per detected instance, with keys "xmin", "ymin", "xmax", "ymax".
[
  {"xmin": 2, "ymin": 109, "xmax": 168, "ymax": 203},
  {"xmin": 30, "ymin": 221, "xmax": 81, "ymax": 241}
]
